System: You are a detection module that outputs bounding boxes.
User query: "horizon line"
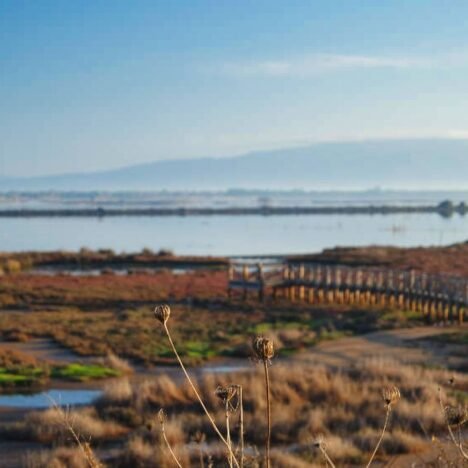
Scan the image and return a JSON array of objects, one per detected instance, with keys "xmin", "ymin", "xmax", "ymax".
[{"xmin": 3, "ymin": 135, "xmax": 468, "ymax": 180}]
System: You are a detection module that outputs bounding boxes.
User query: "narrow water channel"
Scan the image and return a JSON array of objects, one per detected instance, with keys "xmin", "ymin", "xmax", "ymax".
[{"xmin": 0, "ymin": 389, "xmax": 102, "ymax": 409}]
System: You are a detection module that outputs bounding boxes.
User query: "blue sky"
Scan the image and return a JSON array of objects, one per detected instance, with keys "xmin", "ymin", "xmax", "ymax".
[{"xmin": 2, "ymin": 0, "xmax": 468, "ymax": 177}]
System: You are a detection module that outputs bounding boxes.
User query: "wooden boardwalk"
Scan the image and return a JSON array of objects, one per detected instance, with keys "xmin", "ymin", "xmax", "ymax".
[{"xmin": 228, "ymin": 262, "xmax": 467, "ymax": 324}]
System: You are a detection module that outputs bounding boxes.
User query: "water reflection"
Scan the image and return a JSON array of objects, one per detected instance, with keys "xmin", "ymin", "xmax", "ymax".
[{"xmin": 0, "ymin": 213, "xmax": 466, "ymax": 255}]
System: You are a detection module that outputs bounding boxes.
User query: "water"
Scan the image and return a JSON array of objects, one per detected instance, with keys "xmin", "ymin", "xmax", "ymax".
[
  {"xmin": 0, "ymin": 213, "xmax": 466, "ymax": 256},
  {"xmin": 1, "ymin": 190, "xmax": 467, "ymax": 210},
  {"xmin": 0, "ymin": 389, "xmax": 102, "ymax": 409}
]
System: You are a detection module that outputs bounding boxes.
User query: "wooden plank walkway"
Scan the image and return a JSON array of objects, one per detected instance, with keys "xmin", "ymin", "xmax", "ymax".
[{"xmin": 228, "ymin": 262, "xmax": 468, "ymax": 324}]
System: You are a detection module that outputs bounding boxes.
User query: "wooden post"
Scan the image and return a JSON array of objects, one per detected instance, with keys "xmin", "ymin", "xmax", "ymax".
[
  {"xmin": 335, "ymin": 267, "xmax": 342, "ymax": 304},
  {"xmin": 316, "ymin": 265, "xmax": 323, "ymax": 304},
  {"xmin": 257, "ymin": 263, "xmax": 264, "ymax": 302},
  {"xmin": 355, "ymin": 269, "xmax": 362, "ymax": 304},
  {"xmin": 460, "ymin": 282, "xmax": 468, "ymax": 324},
  {"xmin": 325, "ymin": 267, "xmax": 332, "ymax": 303},
  {"xmin": 408, "ymin": 270, "xmax": 415, "ymax": 310},
  {"xmin": 397, "ymin": 273, "xmax": 404, "ymax": 309},
  {"xmin": 307, "ymin": 266, "xmax": 315, "ymax": 304},
  {"xmin": 380, "ymin": 270, "xmax": 387, "ymax": 307},
  {"xmin": 228, "ymin": 264, "xmax": 234, "ymax": 299},
  {"xmin": 289, "ymin": 266, "xmax": 296, "ymax": 302},
  {"xmin": 283, "ymin": 265, "xmax": 290, "ymax": 299},
  {"xmin": 443, "ymin": 299, "xmax": 448, "ymax": 323},
  {"xmin": 376, "ymin": 271, "xmax": 383, "ymax": 307},
  {"xmin": 386, "ymin": 271, "xmax": 394, "ymax": 308},
  {"xmin": 456, "ymin": 304, "xmax": 462, "ymax": 325},
  {"xmin": 343, "ymin": 268, "xmax": 350, "ymax": 304},
  {"xmin": 242, "ymin": 264, "xmax": 249, "ymax": 301},
  {"xmin": 348, "ymin": 268, "xmax": 356, "ymax": 305},
  {"xmin": 420, "ymin": 273, "xmax": 427, "ymax": 316},
  {"xmin": 366, "ymin": 271, "xmax": 374, "ymax": 305},
  {"xmin": 298, "ymin": 264, "xmax": 305, "ymax": 301}
]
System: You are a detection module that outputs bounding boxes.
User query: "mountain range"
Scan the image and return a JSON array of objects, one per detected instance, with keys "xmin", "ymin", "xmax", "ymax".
[{"xmin": 1, "ymin": 139, "xmax": 467, "ymax": 191}]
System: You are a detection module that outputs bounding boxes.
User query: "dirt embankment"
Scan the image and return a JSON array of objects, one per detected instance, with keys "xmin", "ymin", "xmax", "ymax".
[
  {"xmin": 0, "ymin": 249, "xmax": 228, "ymax": 275},
  {"xmin": 2, "ymin": 242, "xmax": 468, "ymax": 276}
]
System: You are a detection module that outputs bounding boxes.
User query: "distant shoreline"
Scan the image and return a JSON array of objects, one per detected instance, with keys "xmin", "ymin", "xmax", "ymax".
[{"xmin": 0, "ymin": 201, "xmax": 466, "ymax": 217}]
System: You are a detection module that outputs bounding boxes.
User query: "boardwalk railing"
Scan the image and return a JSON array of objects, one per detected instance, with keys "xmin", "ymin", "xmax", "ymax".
[{"xmin": 228, "ymin": 262, "xmax": 467, "ymax": 324}]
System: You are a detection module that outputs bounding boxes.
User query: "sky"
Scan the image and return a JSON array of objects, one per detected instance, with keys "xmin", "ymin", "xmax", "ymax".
[{"xmin": 2, "ymin": 1, "xmax": 468, "ymax": 177}]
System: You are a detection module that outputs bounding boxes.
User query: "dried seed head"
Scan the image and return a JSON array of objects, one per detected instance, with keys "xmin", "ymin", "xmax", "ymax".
[
  {"xmin": 215, "ymin": 385, "xmax": 237, "ymax": 404},
  {"xmin": 445, "ymin": 405, "xmax": 467, "ymax": 427},
  {"xmin": 154, "ymin": 304, "xmax": 171, "ymax": 325},
  {"xmin": 312, "ymin": 434, "xmax": 325, "ymax": 448},
  {"xmin": 382, "ymin": 386, "xmax": 401, "ymax": 408},
  {"xmin": 252, "ymin": 336, "xmax": 274, "ymax": 362},
  {"xmin": 158, "ymin": 408, "xmax": 166, "ymax": 425},
  {"xmin": 192, "ymin": 430, "xmax": 206, "ymax": 444}
]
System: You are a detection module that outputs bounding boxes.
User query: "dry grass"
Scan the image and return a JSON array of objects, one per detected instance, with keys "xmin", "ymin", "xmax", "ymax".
[
  {"xmin": 96, "ymin": 353, "xmax": 133, "ymax": 374},
  {"xmin": 4, "ymin": 342, "xmax": 464, "ymax": 466},
  {"xmin": 102, "ymin": 378, "xmax": 133, "ymax": 404},
  {"xmin": 118, "ymin": 417, "xmax": 191, "ymax": 468},
  {"xmin": 78, "ymin": 358, "xmax": 467, "ymax": 465},
  {"xmin": 0, "ymin": 246, "xmax": 466, "ymax": 466},
  {"xmin": 24, "ymin": 446, "xmax": 89, "ymax": 468},
  {"xmin": 21, "ymin": 407, "xmax": 127, "ymax": 443},
  {"xmin": 4, "ymin": 349, "xmax": 462, "ymax": 467}
]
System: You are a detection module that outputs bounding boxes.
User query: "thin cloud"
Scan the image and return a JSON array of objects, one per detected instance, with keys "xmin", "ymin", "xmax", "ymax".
[{"xmin": 220, "ymin": 52, "xmax": 453, "ymax": 77}]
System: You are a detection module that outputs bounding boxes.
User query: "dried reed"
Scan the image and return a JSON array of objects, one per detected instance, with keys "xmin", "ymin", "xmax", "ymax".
[
  {"xmin": 47, "ymin": 397, "xmax": 102, "ymax": 468},
  {"xmin": 158, "ymin": 409, "xmax": 183, "ymax": 468},
  {"xmin": 236, "ymin": 384, "xmax": 245, "ymax": 468},
  {"xmin": 365, "ymin": 386, "xmax": 400, "ymax": 467},
  {"xmin": 314, "ymin": 435, "xmax": 336, "ymax": 468},
  {"xmin": 252, "ymin": 336, "xmax": 274, "ymax": 468},
  {"xmin": 215, "ymin": 385, "xmax": 238, "ymax": 468},
  {"xmin": 438, "ymin": 386, "xmax": 468, "ymax": 461},
  {"xmin": 154, "ymin": 304, "xmax": 240, "ymax": 468}
]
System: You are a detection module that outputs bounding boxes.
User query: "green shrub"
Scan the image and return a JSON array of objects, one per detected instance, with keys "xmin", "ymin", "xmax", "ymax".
[{"xmin": 51, "ymin": 364, "xmax": 120, "ymax": 381}]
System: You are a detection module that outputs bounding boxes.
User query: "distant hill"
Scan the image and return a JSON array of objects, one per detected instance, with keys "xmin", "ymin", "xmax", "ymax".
[{"xmin": 1, "ymin": 139, "xmax": 467, "ymax": 191}]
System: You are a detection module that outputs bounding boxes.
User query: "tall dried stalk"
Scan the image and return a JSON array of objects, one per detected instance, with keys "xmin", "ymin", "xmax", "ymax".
[
  {"xmin": 225, "ymin": 399, "xmax": 233, "ymax": 468},
  {"xmin": 438, "ymin": 387, "xmax": 468, "ymax": 461},
  {"xmin": 47, "ymin": 397, "xmax": 102, "ymax": 468},
  {"xmin": 158, "ymin": 409, "xmax": 183, "ymax": 468},
  {"xmin": 314, "ymin": 437, "xmax": 336, "ymax": 468},
  {"xmin": 366, "ymin": 405, "xmax": 391, "ymax": 468},
  {"xmin": 215, "ymin": 385, "xmax": 239, "ymax": 468},
  {"xmin": 366, "ymin": 386, "xmax": 400, "ymax": 468},
  {"xmin": 236, "ymin": 385, "xmax": 244, "ymax": 468},
  {"xmin": 155, "ymin": 305, "xmax": 240, "ymax": 468},
  {"xmin": 252, "ymin": 336, "xmax": 274, "ymax": 468},
  {"xmin": 193, "ymin": 431, "xmax": 206, "ymax": 468},
  {"xmin": 263, "ymin": 360, "xmax": 271, "ymax": 468}
]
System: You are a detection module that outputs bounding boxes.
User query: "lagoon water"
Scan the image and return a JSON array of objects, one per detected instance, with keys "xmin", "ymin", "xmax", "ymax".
[
  {"xmin": 0, "ymin": 213, "xmax": 467, "ymax": 256},
  {"xmin": 0, "ymin": 389, "xmax": 102, "ymax": 409}
]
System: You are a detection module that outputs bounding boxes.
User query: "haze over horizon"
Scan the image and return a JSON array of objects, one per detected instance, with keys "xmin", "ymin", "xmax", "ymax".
[
  {"xmin": 2, "ymin": 1, "xmax": 468, "ymax": 179},
  {"xmin": 2, "ymin": 139, "xmax": 467, "ymax": 191}
]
